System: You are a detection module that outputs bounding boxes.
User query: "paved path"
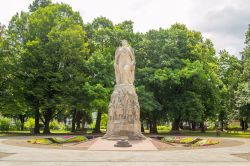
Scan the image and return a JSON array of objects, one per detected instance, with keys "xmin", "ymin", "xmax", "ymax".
[{"xmin": 0, "ymin": 137, "xmax": 250, "ymax": 166}]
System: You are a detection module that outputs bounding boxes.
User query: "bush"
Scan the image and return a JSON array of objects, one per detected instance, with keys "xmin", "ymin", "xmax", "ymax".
[
  {"xmin": 24, "ymin": 118, "xmax": 35, "ymax": 130},
  {"xmin": 49, "ymin": 120, "xmax": 66, "ymax": 130},
  {"xmin": 12, "ymin": 120, "xmax": 22, "ymax": 131},
  {"xmin": 0, "ymin": 117, "xmax": 11, "ymax": 131},
  {"xmin": 206, "ymin": 121, "xmax": 215, "ymax": 130},
  {"xmin": 227, "ymin": 123, "xmax": 241, "ymax": 129},
  {"xmin": 157, "ymin": 125, "xmax": 171, "ymax": 131},
  {"xmin": 100, "ymin": 114, "xmax": 108, "ymax": 129}
]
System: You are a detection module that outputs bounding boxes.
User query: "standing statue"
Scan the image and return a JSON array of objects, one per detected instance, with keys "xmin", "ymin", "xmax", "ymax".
[
  {"xmin": 114, "ymin": 40, "xmax": 135, "ymax": 85},
  {"xmin": 103, "ymin": 40, "xmax": 145, "ymax": 140}
]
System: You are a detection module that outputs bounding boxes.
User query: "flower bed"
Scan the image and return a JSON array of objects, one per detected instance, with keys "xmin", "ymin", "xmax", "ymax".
[
  {"xmin": 28, "ymin": 136, "xmax": 87, "ymax": 145},
  {"xmin": 161, "ymin": 136, "xmax": 219, "ymax": 146}
]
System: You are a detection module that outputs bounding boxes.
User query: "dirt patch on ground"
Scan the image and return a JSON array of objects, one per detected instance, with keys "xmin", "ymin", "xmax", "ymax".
[
  {"xmin": 232, "ymin": 153, "xmax": 250, "ymax": 161},
  {"xmin": 150, "ymin": 138, "xmax": 245, "ymax": 151},
  {"xmin": 0, "ymin": 152, "xmax": 15, "ymax": 158}
]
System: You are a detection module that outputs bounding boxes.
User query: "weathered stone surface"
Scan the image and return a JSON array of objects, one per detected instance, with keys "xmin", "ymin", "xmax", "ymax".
[{"xmin": 103, "ymin": 40, "xmax": 145, "ymax": 140}]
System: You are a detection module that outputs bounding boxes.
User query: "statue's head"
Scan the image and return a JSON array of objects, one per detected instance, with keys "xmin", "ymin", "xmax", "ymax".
[{"xmin": 121, "ymin": 40, "xmax": 129, "ymax": 47}]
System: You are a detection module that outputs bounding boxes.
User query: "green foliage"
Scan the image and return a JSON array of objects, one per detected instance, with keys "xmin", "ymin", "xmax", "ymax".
[
  {"xmin": 29, "ymin": 0, "xmax": 52, "ymax": 12},
  {"xmin": 24, "ymin": 118, "xmax": 35, "ymax": 129},
  {"xmin": 12, "ymin": 120, "xmax": 22, "ymax": 130},
  {"xmin": 100, "ymin": 113, "xmax": 108, "ymax": 129},
  {"xmin": 49, "ymin": 120, "xmax": 66, "ymax": 130},
  {"xmin": 157, "ymin": 125, "xmax": 171, "ymax": 131},
  {"xmin": 0, "ymin": 117, "xmax": 11, "ymax": 131},
  {"xmin": 235, "ymin": 82, "xmax": 250, "ymax": 120}
]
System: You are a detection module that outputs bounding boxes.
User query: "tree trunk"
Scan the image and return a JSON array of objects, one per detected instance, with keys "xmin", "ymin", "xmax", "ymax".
[
  {"xmin": 141, "ymin": 121, "xmax": 145, "ymax": 133},
  {"xmin": 148, "ymin": 119, "xmax": 152, "ymax": 132},
  {"xmin": 71, "ymin": 109, "xmax": 77, "ymax": 132},
  {"xmin": 191, "ymin": 122, "xmax": 196, "ymax": 131},
  {"xmin": 179, "ymin": 121, "xmax": 184, "ymax": 129},
  {"xmin": 76, "ymin": 111, "xmax": 82, "ymax": 130},
  {"xmin": 220, "ymin": 119, "xmax": 224, "ymax": 131},
  {"xmin": 19, "ymin": 115, "xmax": 25, "ymax": 131},
  {"xmin": 241, "ymin": 119, "xmax": 248, "ymax": 131},
  {"xmin": 245, "ymin": 122, "xmax": 248, "ymax": 131},
  {"xmin": 34, "ymin": 108, "xmax": 40, "ymax": 134},
  {"xmin": 200, "ymin": 121, "xmax": 205, "ymax": 133},
  {"xmin": 43, "ymin": 109, "xmax": 52, "ymax": 134},
  {"xmin": 93, "ymin": 110, "xmax": 102, "ymax": 133},
  {"xmin": 82, "ymin": 116, "xmax": 86, "ymax": 131},
  {"xmin": 150, "ymin": 119, "xmax": 158, "ymax": 134},
  {"xmin": 172, "ymin": 118, "xmax": 180, "ymax": 131},
  {"xmin": 146, "ymin": 120, "xmax": 149, "ymax": 130}
]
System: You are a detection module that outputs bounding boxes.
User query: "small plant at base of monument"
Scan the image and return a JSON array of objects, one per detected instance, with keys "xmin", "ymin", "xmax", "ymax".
[{"xmin": 28, "ymin": 136, "xmax": 87, "ymax": 145}]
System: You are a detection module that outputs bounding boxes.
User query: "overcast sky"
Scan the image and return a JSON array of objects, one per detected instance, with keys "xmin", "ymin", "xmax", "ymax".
[{"xmin": 1, "ymin": 0, "xmax": 250, "ymax": 58}]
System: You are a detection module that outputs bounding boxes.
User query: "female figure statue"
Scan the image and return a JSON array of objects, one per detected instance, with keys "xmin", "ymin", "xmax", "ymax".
[{"xmin": 114, "ymin": 40, "xmax": 135, "ymax": 85}]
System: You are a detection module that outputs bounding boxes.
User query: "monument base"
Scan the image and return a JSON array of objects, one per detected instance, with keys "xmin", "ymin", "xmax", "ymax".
[{"xmin": 103, "ymin": 84, "xmax": 146, "ymax": 140}]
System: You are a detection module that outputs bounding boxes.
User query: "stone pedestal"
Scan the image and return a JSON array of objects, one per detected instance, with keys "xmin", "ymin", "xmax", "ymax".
[{"xmin": 103, "ymin": 84, "xmax": 145, "ymax": 140}]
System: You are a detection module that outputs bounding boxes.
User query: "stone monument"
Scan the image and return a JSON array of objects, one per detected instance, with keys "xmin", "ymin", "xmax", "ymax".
[{"xmin": 103, "ymin": 40, "xmax": 145, "ymax": 140}]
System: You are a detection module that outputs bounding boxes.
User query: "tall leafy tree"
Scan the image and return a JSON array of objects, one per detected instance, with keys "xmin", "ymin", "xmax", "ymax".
[
  {"xmin": 236, "ymin": 25, "xmax": 250, "ymax": 130},
  {"xmin": 15, "ymin": 3, "xmax": 89, "ymax": 134},
  {"xmin": 136, "ymin": 24, "xmax": 220, "ymax": 132},
  {"xmin": 218, "ymin": 50, "xmax": 242, "ymax": 130}
]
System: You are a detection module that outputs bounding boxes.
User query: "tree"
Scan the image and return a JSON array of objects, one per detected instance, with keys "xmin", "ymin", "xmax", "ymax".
[
  {"xmin": 15, "ymin": 3, "xmax": 89, "ymax": 134},
  {"xmin": 218, "ymin": 50, "xmax": 242, "ymax": 130},
  {"xmin": 29, "ymin": 0, "xmax": 52, "ymax": 12},
  {"xmin": 136, "ymin": 24, "xmax": 220, "ymax": 132},
  {"xmin": 235, "ymin": 25, "xmax": 250, "ymax": 131}
]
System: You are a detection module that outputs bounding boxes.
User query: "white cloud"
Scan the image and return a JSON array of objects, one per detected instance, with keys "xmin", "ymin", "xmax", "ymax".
[{"xmin": 0, "ymin": 0, "xmax": 249, "ymax": 58}]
